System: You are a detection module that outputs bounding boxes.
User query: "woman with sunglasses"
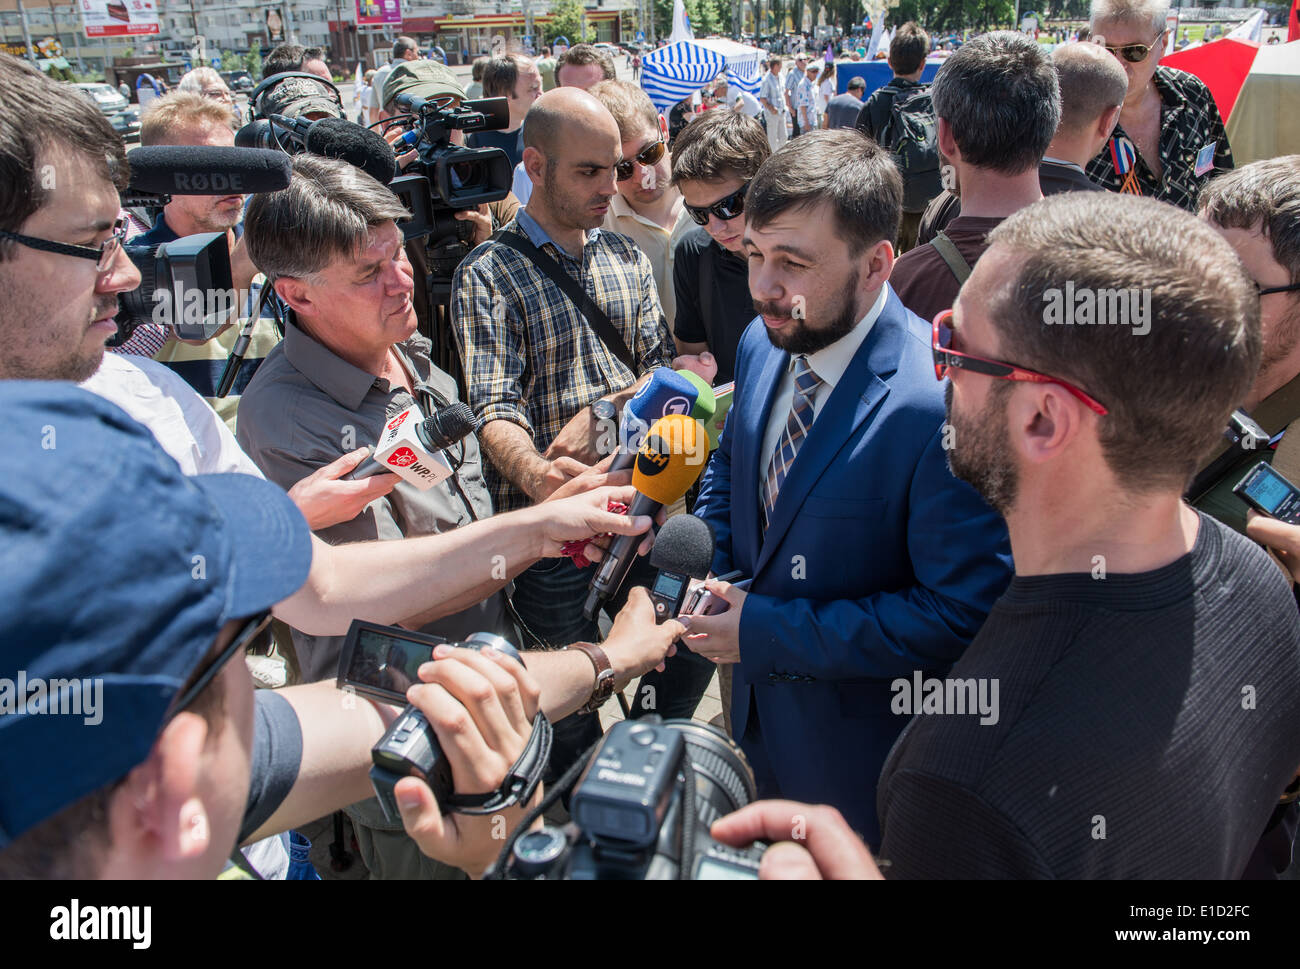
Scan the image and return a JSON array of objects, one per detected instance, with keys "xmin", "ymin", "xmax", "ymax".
[{"xmin": 1083, "ymin": 0, "xmax": 1233, "ymax": 212}]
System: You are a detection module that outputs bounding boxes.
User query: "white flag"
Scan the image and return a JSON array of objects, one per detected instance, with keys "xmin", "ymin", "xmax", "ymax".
[
  {"xmin": 668, "ymin": 0, "xmax": 694, "ymax": 44},
  {"xmin": 865, "ymin": 15, "xmax": 885, "ymax": 59},
  {"xmin": 1225, "ymin": 10, "xmax": 1265, "ymax": 43}
]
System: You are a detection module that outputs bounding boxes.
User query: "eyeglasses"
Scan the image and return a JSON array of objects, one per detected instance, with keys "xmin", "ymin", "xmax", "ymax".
[
  {"xmin": 1102, "ymin": 29, "xmax": 1167, "ymax": 63},
  {"xmin": 615, "ymin": 140, "xmax": 667, "ymax": 182},
  {"xmin": 169, "ymin": 611, "xmax": 273, "ymax": 718},
  {"xmin": 201, "ymin": 87, "xmax": 234, "ymax": 103},
  {"xmin": 684, "ymin": 184, "xmax": 749, "ymax": 226},
  {"xmin": 931, "ymin": 309, "xmax": 1110, "ymax": 416},
  {"xmin": 0, "ymin": 215, "xmax": 129, "ymax": 273},
  {"xmin": 1257, "ymin": 280, "xmax": 1300, "ymax": 297}
]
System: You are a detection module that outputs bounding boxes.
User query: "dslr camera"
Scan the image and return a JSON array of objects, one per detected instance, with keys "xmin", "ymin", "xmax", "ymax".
[{"xmin": 500, "ymin": 717, "xmax": 768, "ymax": 880}]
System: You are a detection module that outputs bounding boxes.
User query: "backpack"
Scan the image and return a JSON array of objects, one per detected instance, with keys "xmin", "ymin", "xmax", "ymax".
[{"xmin": 878, "ymin": 83, "xmax": 943, "ymax": 214}]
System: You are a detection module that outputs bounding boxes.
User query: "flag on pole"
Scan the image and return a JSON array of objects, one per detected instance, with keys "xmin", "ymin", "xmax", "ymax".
[
  {"xmin": 668, "ymin": 0, "xmax": 694, "ymax": 44},
  {"xmin": 352, "ymin": 61, "xmax": 363, "ymax": 110},
  {"xmin": 1290, "ymin": 0, "xmax": 1299, "ymax": 42},
  {"xmin": 866, "ymin": 15, "xmax": 885, "ymax": 59}
]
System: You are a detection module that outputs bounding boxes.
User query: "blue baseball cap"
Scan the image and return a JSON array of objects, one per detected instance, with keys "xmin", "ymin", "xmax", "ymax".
[{"xmin": 0, "ymin": 382, "xmax": 313, "ymax": 849}]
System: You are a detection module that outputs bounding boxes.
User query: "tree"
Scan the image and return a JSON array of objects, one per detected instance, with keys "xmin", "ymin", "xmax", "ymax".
[
  {"xmin": 548, "ymin": 0, "xmax": 594, "ymax": 44},
  {"xmin": 655, "ymin": 0, "xmax": 729, "ymax": 37}
]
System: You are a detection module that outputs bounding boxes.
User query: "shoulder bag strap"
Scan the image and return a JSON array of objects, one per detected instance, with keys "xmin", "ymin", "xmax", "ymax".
[
  {"xmin": 490, "ymin": 230, "xmax": 638, "ymax": 374},
  {"xmin": 932, "ymin": 230, "xmax": 973, "ymax": 286}
]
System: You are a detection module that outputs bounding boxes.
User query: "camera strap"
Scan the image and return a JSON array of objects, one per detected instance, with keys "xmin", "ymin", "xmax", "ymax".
[
  {"xmin": 490, "ymin": 230, "xmax": 639, "ymax": 375},
  {"xmin": 443, "ymin": 711, "xmax": 553, "ymax": 815}
]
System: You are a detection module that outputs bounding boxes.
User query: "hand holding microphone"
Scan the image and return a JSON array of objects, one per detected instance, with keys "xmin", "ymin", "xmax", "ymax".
[
  {"xmin": 346, "ymin": 401, "xmax": 482, "ymax": 489},
  {"xmin": 583, "ymin": 414, "xmax": 710, "ymax": 620}
]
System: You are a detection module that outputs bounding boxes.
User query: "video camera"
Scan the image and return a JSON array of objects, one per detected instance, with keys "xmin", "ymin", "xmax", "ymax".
[
  {"xmin": 496, "ymin": 717, "xmax": 768, "ymax": 880},
  {"xmin": 110, "ymin": 144, "xmax": 292, "ymax": 347},
  {"xmin": 390, "ymin": 92, "xmax": 513, "ymax": 213}
]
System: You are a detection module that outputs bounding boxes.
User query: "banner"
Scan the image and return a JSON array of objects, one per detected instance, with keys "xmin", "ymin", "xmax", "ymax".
[
  {"xmin": 356, "ymin": 0, "xmax": 402, "ymax": 27},
  {"xmin": 80, "ymin": 0, "xmax": 159, "ymax": 38}
]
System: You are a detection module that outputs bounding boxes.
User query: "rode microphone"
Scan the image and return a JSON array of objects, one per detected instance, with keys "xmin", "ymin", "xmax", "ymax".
[
  {"xmin": 346, "ymin": 401, "xmax": 481, "ymax": 484},
  {"xmin": 583, "ymin": 414, "xmax": 709, "ymax": 620},
  {"xmin": 607, "ymin": 370, "xmax": 715, "ymax": 473},
  {"xmin": 125, "ymin": 145, "xmax": 292, "ymax": 199},
  {"xmin": 647, "ymin": 514, "xmax": 716, "ymax": 623}
]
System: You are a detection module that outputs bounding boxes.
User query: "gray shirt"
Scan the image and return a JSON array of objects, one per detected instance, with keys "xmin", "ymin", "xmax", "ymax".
[{"xmin": 237, "ymin": 322, "xmax": 507, "ymax": 684}]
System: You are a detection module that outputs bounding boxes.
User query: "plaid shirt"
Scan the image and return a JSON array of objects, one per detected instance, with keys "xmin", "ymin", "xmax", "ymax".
[
  {"xmin": 1085, "ymin": 67, "xmax": 1233, "ymax": 212},
  {"xmin": 451, "ymin": 210, "xmax": 674, "ymax": 512}
]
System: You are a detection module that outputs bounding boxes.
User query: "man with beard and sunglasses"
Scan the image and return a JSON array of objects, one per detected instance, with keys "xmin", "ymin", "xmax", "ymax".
[
  {"xmin": 681, "ymin": 130, "xmax": 1012, "ymax": 846},
  {"xmin": 1083, "ymin": 0, "xmax": 1232, "ymax": 210}
]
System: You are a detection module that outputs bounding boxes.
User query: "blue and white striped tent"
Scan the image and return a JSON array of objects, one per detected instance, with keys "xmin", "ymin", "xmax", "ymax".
[{"xmin": 640, "ymin": 38, "xmax": 764, "ymax": 112}]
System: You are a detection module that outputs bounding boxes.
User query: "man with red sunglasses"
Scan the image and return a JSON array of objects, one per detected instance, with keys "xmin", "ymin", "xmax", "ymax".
[{"xmin": 709, "ymin": 191, "xmax": 1300, "ymax": 880}]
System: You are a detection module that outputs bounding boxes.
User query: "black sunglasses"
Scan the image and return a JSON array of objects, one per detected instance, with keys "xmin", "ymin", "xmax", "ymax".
[
  {"xmin": 169, "ymin": 611, "xmax": 273, "ymax": 718},
  {"xmin": 0, "ymin": 215, "xmax": 128, "ymax": 273},
  {"xmin": 684, "ymin": 184, "xmax": 749, "ymax": 226},
  {"xmin": 615, "ymin": 140, "xmax": 667, "ymax": 182},
  {"xmin": 1258, "ymin": 280, "xmax": 1300, "ymax": 297},
  {"xmin": 1102, "ymin": 29, "xmax": 1167, "ymax": 63}
]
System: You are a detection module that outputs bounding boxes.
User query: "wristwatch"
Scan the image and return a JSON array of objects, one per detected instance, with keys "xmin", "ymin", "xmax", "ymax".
[
  {"xmin": 590, "ymin": 397, "xmax": 617, "ymax": 425},
  {"xmin": 569, "ymin": 641, "xmax": 616, "ymax": 714}
]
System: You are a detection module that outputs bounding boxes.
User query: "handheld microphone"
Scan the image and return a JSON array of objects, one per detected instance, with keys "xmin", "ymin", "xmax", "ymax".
[
  {"xmin": 675, "ymin": 370, "xmax": 718, "ymax": 423},
  {"xmin": 606, "ymin": 370, "xmax": 714, "ymax": 473},
  {"xmin": 647, "ymin": 515, "xmax": 716, "ymax": 623},
  {"xmin": 583, "ymin": 414, "xmax": 709, "ymax": 620},
  {"xmin": 346, "ymin": 401, "xmax": 482, "ymax": 486},
  {"xmin": 125, "ymin": 145, "xmax": 292, "ymax": 197}
]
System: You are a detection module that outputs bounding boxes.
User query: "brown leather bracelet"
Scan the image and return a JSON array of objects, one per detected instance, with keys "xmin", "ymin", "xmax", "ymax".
[{"xmin": 568, "ymin": 641, "xmax": 615, "ymax": 715}]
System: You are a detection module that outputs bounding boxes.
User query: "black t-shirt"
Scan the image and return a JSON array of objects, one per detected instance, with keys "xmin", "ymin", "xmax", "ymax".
[
  {"xmin": 671, "ymin": 226, "xmax": 753, "ymax": 386},
  {"xmin": 877, "ymin": 512, "xmax": 1300, "ymax": 879},
  {"xmin": 237, "ymin": 689, "xmax": 304, "ymax": 844}
]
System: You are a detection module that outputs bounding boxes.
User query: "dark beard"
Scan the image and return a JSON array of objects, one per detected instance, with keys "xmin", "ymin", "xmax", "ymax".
[
  {"xmin": 944, "ymin": 380, "xmax": 1019, "ymax": 514},
  {"xmin": 757, "ymin": 266, "xmax": 862, "ymax": 356}
]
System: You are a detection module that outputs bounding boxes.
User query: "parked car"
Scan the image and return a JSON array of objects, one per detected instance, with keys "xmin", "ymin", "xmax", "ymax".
[
  {"xmin": 75, "ymin": 82, "xmax": 129, "ymax": 116},
  {"xmin": 222, "ymin": 70, "xmax": 254, "ymax": 93}
]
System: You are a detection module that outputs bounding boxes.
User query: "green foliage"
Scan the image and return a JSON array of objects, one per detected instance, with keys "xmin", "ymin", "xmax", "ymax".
[
  {"xmin": 548, "ymin": 0, "xmax": 594, "ymax": 43},
  {"xmin": 655, "ymin": 0, "xmax": 729, "ymax": 37}
]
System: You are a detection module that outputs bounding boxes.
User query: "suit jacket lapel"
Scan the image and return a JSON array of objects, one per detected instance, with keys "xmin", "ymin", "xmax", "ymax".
[
  {"xmin": 753, "ymin": 293, "xmax": 907, "ymax": 576},
  {"xmin": 734, "ymin": 342, "xmax": 788, "ymax": 570}
]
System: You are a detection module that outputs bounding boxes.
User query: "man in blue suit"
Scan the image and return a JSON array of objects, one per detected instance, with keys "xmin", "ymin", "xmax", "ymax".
[{"xmin": 684, "ymin": 130, "xmax": 1013, "ymax": 847}]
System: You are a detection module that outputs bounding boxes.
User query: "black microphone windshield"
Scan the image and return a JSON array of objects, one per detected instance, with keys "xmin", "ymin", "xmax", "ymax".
[
  {"xmin": 421, "ymin": 402, "xmax": 481, "ymax": 450},
  {"xmin": 303, "ymin": 118, "xmax": 397, "ymax": 185},
  {"xmin": 649, "ymin": 514, "xmax": 716, "ymax": 579},
  {"xmin": 126, "ymin": 145, "xmax": 292, "ymax": 195}
]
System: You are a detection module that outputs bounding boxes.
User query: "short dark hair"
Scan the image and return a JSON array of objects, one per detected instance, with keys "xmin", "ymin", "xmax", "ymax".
[
  {"xmin": 889, "ymin": 22, "xmax": 930, "ymax": 74},
  {"xmin": 671, "ymin": 109, "xmax": 771, "ymax": 186},
  {"xmin": 557, "ymin": 43, "xmax": 616, "ymax": 84},
  {"xmin": 985, "ymin": 192, "xmax": 1260, "ymax": 491},
  {"xmin": 262, "ymin": 43, "xmax": 306, "ymax": 78},
  {"xmin": 745, "ymin": 129, "xmax": 902, "ymax": 254},
  {"xmin": 847, "ymin": 76, "xmax": 866, "ymax": 90},
  {"xmin": 930, "ymin": 31, "xmax": 1060, "ymax": 176},
  {"xmin": 482, "ymin": 53, "xmax": 532, "ymax": 99},
  {"xmin": 471, "ymin": 56, "xmax": 490, "ymax": 82},
  {"xmin": 0, "ymin": 55, "xmax": 128, "ymax": 255},
  {"xmin": 1200, "ymin": 156, "xmax": 1300, "ymax": 286},
  {"xmin": 245, "ymin": 155, "xmax": 411, "ymax": 281}
]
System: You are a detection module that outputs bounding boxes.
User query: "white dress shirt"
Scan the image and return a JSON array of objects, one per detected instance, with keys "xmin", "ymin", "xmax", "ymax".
[{"xmin": 758, "ymin": 284, "xmax": 890, "ymax": 494}]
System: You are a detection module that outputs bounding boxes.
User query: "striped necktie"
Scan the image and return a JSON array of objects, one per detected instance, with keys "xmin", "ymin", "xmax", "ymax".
[{"xmin": 760, "ymin": 355, "xmax": 822, "ymax": 529}]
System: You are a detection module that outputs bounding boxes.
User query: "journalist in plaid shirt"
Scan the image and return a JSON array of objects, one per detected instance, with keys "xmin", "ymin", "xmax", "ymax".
[{"xmin": 452, "ymin": 208, "xmax": 674, "ymax": 513}]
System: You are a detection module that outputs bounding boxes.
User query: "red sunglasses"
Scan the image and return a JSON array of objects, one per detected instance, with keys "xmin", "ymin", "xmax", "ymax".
[{"xmin": 931, "ymin": 309, "xmax": 1109, "ymax": 416}]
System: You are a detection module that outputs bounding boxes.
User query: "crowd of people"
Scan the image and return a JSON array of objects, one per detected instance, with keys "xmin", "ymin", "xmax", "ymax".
[{"xmin": 1, "ymin": 0, "xmax": 1298, "ymax": 883}]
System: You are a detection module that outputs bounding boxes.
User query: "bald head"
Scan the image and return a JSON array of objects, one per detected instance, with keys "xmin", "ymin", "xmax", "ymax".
[
  {"xmin": 522, "ymin": 86, "xmax": 621, "ymax": 158},
  {"xmin": 1052, "ymin": 42, "xmax": 1128, "ymax": 135}
]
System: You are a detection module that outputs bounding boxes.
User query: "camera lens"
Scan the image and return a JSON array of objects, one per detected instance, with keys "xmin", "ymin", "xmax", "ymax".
[{"xmin": 662, "ymin": 719, "xmax": 757, "ymax": 825}]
